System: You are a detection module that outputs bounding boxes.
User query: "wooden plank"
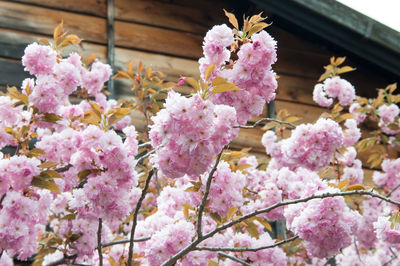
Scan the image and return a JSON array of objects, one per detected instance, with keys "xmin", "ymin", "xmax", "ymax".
[
  {"xmin": 11, "ymin": 0, "xmax": 107, "ymax": 17},
  {"xmin": 0, "ymin": 1, "xmax": 107, "ymax": 42},
  {"xmin": 10, "ymin": 0, "xmax": 230, "ymax": 34},
  {"xmin": 114, "ymin": 0, "xmax": 226, "ymax": 34},
  {"xmin": 276, "ymin": 74, "xmax": 315, "ymax": 105},
  {"xmin": 0, "ymin": 57, "xmax": 31, "ymax": 87},
  {"xmin": 0, "ymin": 1, "xmax": 203, "ymax": 58},
  {"xmin": 114, "ymin": 20, "xmax": 202, "ymax": 58},
  {"xmin": 274, "ymin": 100, "xmax": 324, "ymax": 124}
]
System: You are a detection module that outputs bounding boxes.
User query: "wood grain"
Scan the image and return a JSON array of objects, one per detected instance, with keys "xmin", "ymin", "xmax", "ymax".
[
  {"xmin": 10, "ymin": 0, "xmax": 230, "ymax": 34},
  {"xmin": 0, "ymin": 1, "xmax": 203, "ymax": 58}
]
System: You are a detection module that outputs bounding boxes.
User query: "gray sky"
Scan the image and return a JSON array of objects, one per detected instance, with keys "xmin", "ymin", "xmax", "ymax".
[{"xmin": 337, "ymin": 0, "xmax": 400, "ymax": 32}]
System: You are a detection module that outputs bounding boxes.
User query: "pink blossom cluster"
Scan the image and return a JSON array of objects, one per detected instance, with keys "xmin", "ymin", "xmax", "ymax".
[
  {"xmin": 337, "ymin": 147, "xmax": 364, "ymax": 185},
  {"xmin": 149, "ymin": 91, "xmax": 238, "ymax": 178},
  {"xmin": 349, "ymin": 102, "xmax": 367, "ymax": 124},
  {"xmin": 336, "ymin": 242, "xmax": 397, "ymax": 266},
  {"xmin": 377, "ymin": 104, "xmax": 400, "ymax": 135},
  {"xmin": 0, "ymin": 96, "xmax": 26, "ymax": 148},
  {"xmin": 198, "ymin": 24, "xmax": 278, "ymax": 124},
  {"xmin": 378, "ymin": 104, "xmax": 399, "ymax": 124},
  {"xmin": 342, "ymin": 159, "xmax": 364, "ymax": 185},
  {"xmin": 47, "ymin": 193, "xmax": 115, "ymax": 257},
  {"xmin": 223, "ymin": 231, "xmax": 287, "ymax": 265},
  {"xmin": 199, "ymin": 24, "xmax": 234, "ymax": 80},
  {"xmin": 0, "ymin": 190, "xmax": 52, "ymax": 260},
  {"xmin": 145, "ymin": 220, "xmax": 195, "ymax": 265},
  {"xmin": 343, "ymin": 118, "xmax": 361, "ymax": 147},
  {"xmin": 193, "ymin": 161, "xmax": 246, "ymax": 216},
  {"xmin": 0, "ymin": 155, "xmax": 40, "ymax": 194},
  {"xmin": 266, "ymin": 166, "xmax": 327, "ymax": 200},
  {"xmin": 22, "ymin": 42, "xmax": 58, "ymax": 76},
  {"xmin": 66, "ymin": 125, "xmax": 140, "ymax": 221},
  {"xmin": 211, "ymin": 31, "xmax": 278, "ymax": 124},
  {"xmin": 22, "ymin": 43, "xmax": 111, "ymax": 113},
  {"xmin": 262, "ymin": 118, "xmax": 343, "ymax": 171},
  {"xmin": 374, "ymin": 215, "xmax": 400, "ymax": 245},
  {"xmin": 285, "ymin": 188, "xmax": 360, "ymax": 258},
  {"xmin": 313, "ymin": 76, "xmax": 355, "ymax": 107},
  {"xmin": 373, "ymin": 158, "xmax": 400, "ymax": 189},
  {"xmin": 356, "ymin": 197, "xmax": 388, "ymax": 248}
]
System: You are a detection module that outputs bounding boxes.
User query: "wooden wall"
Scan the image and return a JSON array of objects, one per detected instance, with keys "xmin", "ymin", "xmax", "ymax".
[{"xmin": 0, "ymin": 0, "xmax": 392, "ymax": 181}]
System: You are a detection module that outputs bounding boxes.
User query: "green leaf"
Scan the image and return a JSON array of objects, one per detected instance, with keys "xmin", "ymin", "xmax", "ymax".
[
  {"xmin": 208, "ymin": 260, "xmax": 219, "ymax": 266},
  {"xmin": 210, "ymin": 212, "xmax": 223, "ymax": 225},
  {"xmin": 340, "ymin": 113, "xmax": 355, "ymax": 120},
  {"xmin": 212, "ymin": 81, "xmax": 239, "ymax": 94},
  {"xmin": 245, "ymin": 220, "xmax": 259, "ymax": 238},
  {"xmin": 185, "ymin": 77, "xmax": 200, "ymax": 91},
  {"xmin": 42, "ymin": 113, "xmax": 62, "ymax": 123},
  {"xmin": 204, "ymin": 63, "xmax": 217, "ymax": 81},
  {"xmin": 227, "ymin": 206, "xmax": 238, "ymax": 219},
  {"xmin": 61, "ymin": 213, "xmax": 77, "ymax": 220},
  {"xmin": 78, "ymin": 169, "xmax": 91, "ymax": 182},
  {"xmin": 337, "ymin": 66, "xmax": 356, "ymax": 74},
  {"xmin": 223, "ymin": 9, "xmax": 239, "ymax": 30},
  {"xmin": 42, "ymin": 170, "xmax": 62, "ymax": 178},
  {"xmin": 248, "ymin": 22, "xmax": 271, "ymax": 36},
  {"xmin": 27, "ymin": 148, "xmax": 46, "ymax": 158},
  {"xmin": 255, "ymin": 217, "xmax": 272, "ymax": 231},
  {"xmin": 39, "ymin": 161, "xmax": 58, "ymax": 169},
  {"xmin": 31, "ymin": 176, "xmax": 60, "ymax": 194}
]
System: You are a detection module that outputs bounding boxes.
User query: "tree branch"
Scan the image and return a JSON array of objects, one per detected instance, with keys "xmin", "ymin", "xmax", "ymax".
[
  {"xmin": 196, "ymin": 235, "xmax": 299, "ymax": 252},
  {"xmin": 102, "ymin": 237, "xmax": 151, "ymax": 248},
  {"xmin": 138, "ymin": 142, "xmax": 152, "ymax": 148},
  {"xmin": 55, "ymin": 164, "xmax": 73, "ymax": 173},
  {"xmin": 234, "ymin": 118, "xmax": 296, "ymax": 129},
  {"xmin": 128, "ymin": 169, "xmax": 154, "ymax": 266},
  {"xmin": 136, "ymin": 149, "xmax": 155, "ymax": 164},
  {"xmin": 161, "ymin": 189, "xmax": 400, "ymax": 265},
  {"xmin": 197, "ymin": 151, "xmax": 224, "ymax": 237},
  {"xmin": 218, "ymin": 252, "xmax": 251, "ymax": 266},
  {"xmin": 97, "ymin": 218, "xmax": 103, "ymax": 266}
]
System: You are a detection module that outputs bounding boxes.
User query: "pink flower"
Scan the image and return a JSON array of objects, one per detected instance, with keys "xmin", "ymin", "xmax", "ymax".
[
  {"xmin": 285, "ymin": 188, "xmax": 360, "ymax": 258},
  {"xmin": 378, "ymin": 104, "xmax": 399, "ymax": 124},
  {"xmin": 22, "ymin": 42, "xmax": 57, "ymax": 76},
  {"xmin": 374, "ymin": 216, "xmax": 400, "ymax": 245},
  {"xmin": 149, "ymin": 91, "xmax": 238, "ymax": 178},
  {"xmin": 313, "ymin": 77, "xmax": 355, "ymax": 107}
]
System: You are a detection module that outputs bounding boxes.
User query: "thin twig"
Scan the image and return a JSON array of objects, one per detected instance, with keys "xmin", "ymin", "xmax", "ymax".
[
  {"xmin": 136, "ymin": 149, "xmax": 155, "ymax": 164},
  {"xmin": 127, "ymin": 169, "xmax": 154, "ymax": 266},
  {"xmin": 196, "ymin": 236, "xmax": 298, "ymax": 252},
  {"xmin": 102, "ymin": 237, "xmax": 151, "ymax": 248},
  {"xmin": 55, "ymin": 164, "xmax": 73, "ymax": 173},
  {"xmin": 244, "ymin": 187, "xmax": 258, "ymax": 194},
  {"xmin": 46, "ymin": 254, "xmax": 78, "ymax": 266},
  {"xmin": 0, "ymin": 193, "xmax": 6, "ymax": 207},
  {"xmin": 97, "ymin": 218, "xmax": 103, "ymax": 266},
  {"xmin": 138, "ymin": 142, "xmax": 152, "ymax": 148},
  {"xmin": 234, "ymin": 118, "xmax": 296, "ymax": 129},
  {"xmin": 378, "ymin": 182, "xmax": 400, "ymax": 206},
  {"xmin": 197, "ymin": 151, "xmax": 224, "ymax": 237},
  {"xmin": 218, "ymin": 252, "xmax": 251, "ymax": 266},
  {"xmin": 161, "ymin": 189, "xmax": 400, "ymax": 265}
]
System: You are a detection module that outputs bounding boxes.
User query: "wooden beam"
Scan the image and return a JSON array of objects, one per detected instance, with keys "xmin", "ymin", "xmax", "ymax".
[
  {"xmin": 107, "ymin": 0, "xmax": 115, "ymax": 98},
  {"xmin": 0, "ymin": 1, "xmax": 203, "ymax": 59}
]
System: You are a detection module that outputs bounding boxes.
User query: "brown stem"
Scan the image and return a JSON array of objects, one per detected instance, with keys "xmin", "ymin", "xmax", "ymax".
[
  {"xmin": 197, "ymin": 151, "xmax": 223, "ymax": 237},
  {"xmin": 234, "ymin": 118, "xmax": 296, "ymax": 129},
  {"xmin": 127, "ymin": 169, "xmax": 154, "ymax": 266},
  {"xmin": 97, "ymin": 218, "xmax": 103, "ymax": 266},
  {"xmin": 218, "ymin": 252, "xmax": 251, "ymax": 266},
  {"xmin": 161, "ymin": 189, "xmax": 400, "ymax": 265}
]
